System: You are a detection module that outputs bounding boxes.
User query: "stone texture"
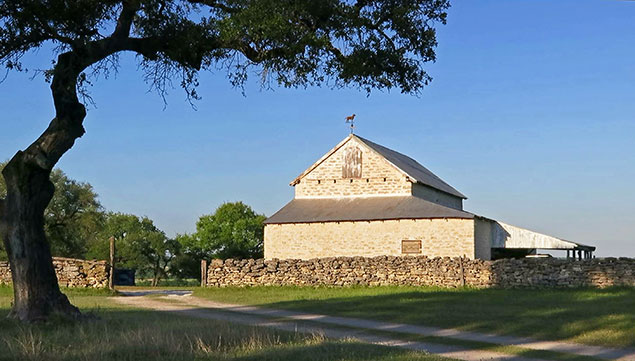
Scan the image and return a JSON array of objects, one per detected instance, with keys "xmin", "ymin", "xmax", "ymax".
[
  {"xmin": 0, "ymin": 257, "xmax": 109, "ymax": 288},
  {"xmin": 265, "ymin": 218, "xmax": 476, "ymax": 260},
  {"xmin": 206, "ymin": 256, "xmax": 635, "ymax": 289},
  {"xmin": 294, "ymin": 137, "xmax": 411, "ymax": 198}
]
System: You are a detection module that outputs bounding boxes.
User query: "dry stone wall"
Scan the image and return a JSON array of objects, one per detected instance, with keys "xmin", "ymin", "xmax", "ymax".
[
  {"xmin": 206, "ymin": 256, "xmax": 635, "ymax": 289},
  {"xmin": 0, "ymin": 257, "xmax": 109, "ymax": 288}
]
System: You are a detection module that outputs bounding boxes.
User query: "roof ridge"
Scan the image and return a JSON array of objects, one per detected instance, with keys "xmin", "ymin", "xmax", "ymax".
[{"xmin": 353, "ymin": 135, "xmax": 467, "ymax": 199}]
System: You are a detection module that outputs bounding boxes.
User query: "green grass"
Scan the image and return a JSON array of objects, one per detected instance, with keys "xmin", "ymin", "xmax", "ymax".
[
  {"xmin": 193, "ymin": 285, "xmax": 635, "ymax": 348},
  {"xmin": 0, "ymin": 288, "xmax": 451, "ymax": 361}
]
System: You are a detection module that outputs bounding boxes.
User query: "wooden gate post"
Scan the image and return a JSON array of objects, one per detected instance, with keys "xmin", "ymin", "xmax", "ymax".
[
  {"xmin": 109, "ymin": 236, "xmax": 115, "ymax": 290},
  {"xmin": 200, "ymin": 259, "xmax": 208, "ymax": 287},
  {"xmin": 459, "ymin": 256, "xmax": 466, "ymax": 287}
]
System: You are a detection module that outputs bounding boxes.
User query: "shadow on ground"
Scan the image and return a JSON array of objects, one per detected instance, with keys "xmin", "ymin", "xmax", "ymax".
[
  {"xmin": 0, "ymin": 306, "xmax": 445, "ymax": 361},
  {"xmin": 236, "ymin": 286, "xmax": 635, "ymax": 348}
]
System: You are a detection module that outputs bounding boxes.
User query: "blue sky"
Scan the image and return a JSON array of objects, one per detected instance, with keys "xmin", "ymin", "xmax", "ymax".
[{"xmin": 1, "ymin": 0, "xmax": 634, "ymax": 257}]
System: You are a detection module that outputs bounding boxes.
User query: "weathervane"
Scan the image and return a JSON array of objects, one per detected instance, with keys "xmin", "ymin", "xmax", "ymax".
[{"xmin": 345, "ymin": 114, "xmax": 356, "ymax": 134}]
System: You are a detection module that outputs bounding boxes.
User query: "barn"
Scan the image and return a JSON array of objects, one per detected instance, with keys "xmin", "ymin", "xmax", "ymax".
[{"xmin": 264, "ymin": 134, "xmax": 595, "ymax": 260}]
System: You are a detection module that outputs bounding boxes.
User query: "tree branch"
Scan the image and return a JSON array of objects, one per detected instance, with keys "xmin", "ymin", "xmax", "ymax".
[
  {"xmin": 32, "ymin": 17, "xmax": 75, "ymax": 46},
  {"xmin": 112, "ymin": 0, "xmax": 140, "ymax": 39},
  {"xmin": 187, "ymin": 0, "xmax": 239, "ymax": 14}
]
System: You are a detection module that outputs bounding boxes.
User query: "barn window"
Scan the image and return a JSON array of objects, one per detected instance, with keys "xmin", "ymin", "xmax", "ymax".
[
  {"xmin": 342, "ymin": 146, "xmax": 362, "ymax": 178},
  {"xmin": 401, "ymin": 240, "xmax": 422, "ymax": 254}
]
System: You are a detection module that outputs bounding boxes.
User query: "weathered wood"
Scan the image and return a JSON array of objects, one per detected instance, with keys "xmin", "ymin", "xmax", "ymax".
[
  {"xmin": 459, "ymin": 256, "xmax": 466, "ymax": 287},
  {"xmin": 401, "ymin": 240, "xmax": 422, "ymax": 254},
  {"xmin": 200, "ymin": 260, "xmax": 208, "ymax": 287},
  {"xmin": 109, "ymin": 237, "xmax": 115, "ymax": 290},
  {"xmin": 342, "ymin": 146, "xmax": 362, "ymax": 178}
]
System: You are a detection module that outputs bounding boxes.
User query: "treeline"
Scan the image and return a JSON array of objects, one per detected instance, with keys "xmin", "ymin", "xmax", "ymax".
[{"xmin": 0, "ymin": 162, "xmax": 265, "ymax": 285}]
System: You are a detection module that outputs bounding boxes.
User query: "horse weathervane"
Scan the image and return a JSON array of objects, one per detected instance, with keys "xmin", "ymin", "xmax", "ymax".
[{"xmin": 345, "ymin": 114, "xmax": 356, "ymax": 134}]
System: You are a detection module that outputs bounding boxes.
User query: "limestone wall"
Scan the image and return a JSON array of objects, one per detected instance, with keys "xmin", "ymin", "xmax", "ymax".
[
  {"xmin": 0, "ymin": 257, "xmax": 109, "ymax": 288},
  {"xmin": 264, "ymin": 218, "xmax": 476, "ymax": 260},
  {"xmin": 474, "ymin": 218, "xmax": 493, "ymax": 260},
  {"xmin": 295, "ymin": 137, "xmax": 411, "ymax": 198},
  {"xmin": 205, "ymin": 256, "xmax": 635, "ymax": 289}
]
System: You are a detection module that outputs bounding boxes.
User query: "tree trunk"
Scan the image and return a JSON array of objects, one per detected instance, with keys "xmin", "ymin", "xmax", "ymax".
[
  {"xmin": 0, "ymin": 156, "xmax": 80, "ymax": 321},
  {"xmin": 152, "ymin": 260, "xmax": 161, "ymax": 287},
  {"xmin": 0, "ymin": 51, "xmax": 90, "ymax": 322}
]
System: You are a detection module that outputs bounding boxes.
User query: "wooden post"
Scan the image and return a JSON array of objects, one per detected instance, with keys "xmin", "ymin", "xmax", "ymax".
[
  {"xmin": 109, "ymin": 236, "xmax": 115, "ymax": 290},
  {"xmin": 200, "ymin": 259, "xmax": 208, "ymax": 287},
  {"xmin": 459, "ymin": 256, "xmax": 466, "ymax": 287}
]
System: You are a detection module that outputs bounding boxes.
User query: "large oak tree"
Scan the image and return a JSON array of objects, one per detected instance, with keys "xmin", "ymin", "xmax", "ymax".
[{"xmin": 0, "ymin": 0, "xmax": 449, "ymax": 322}]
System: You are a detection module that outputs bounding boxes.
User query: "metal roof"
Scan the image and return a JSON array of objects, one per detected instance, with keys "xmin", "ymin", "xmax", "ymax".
[
  {"xmin": 354, "ymin": 135, "xmax": 467, "ymax": 199},
  {"xmin": 487, "ymin": 219, "xmax": 596, "ymax": 251},
  {"xmin": 264, "ymin": 196, "xmax": 474, "ymax": 224}
]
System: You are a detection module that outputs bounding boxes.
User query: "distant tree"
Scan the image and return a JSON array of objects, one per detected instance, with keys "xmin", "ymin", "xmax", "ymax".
[
  {"xmin": 176, "ymin": 202, "xmax": 265, "ymax": 276},
  {"xmin": 0, "ymin": 162, "xmax": 104, "ymax": 259},
  {"xmin": 87, "ymin": 213, "xmax": 179, "ymax": 286},
  {"xmin": 0, "ymin": 0, "xmax": 449, "ymax": 321},
  {"xmin": 170, "ymin": 234, "xmax": 203, "ymax": 279}
]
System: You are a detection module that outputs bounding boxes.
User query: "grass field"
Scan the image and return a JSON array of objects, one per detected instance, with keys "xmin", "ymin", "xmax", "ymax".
[
  {"xmin": 193, "ymin": 285, "xmax": 635, "ymax": 348},
  {"xmin": 0, "ymin": 286, "xmax": 449, "ymax": 361}
]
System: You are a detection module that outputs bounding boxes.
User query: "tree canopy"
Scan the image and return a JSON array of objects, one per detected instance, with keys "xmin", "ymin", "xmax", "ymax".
[
  {"xmin": 87, "ymin": 212, "xmax": 180, "ymax": 286},
  {"xmin": 174, "ymin": 202, "xmax": 264, "ymax": 277},
  {"xmin": 1, "ymin": 0, "xmax": 449, "ymax": 97}
]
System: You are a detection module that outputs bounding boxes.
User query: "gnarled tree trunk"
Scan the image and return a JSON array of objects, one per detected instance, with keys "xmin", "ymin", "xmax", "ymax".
[
  {"xmin": 0, "ymin": 51, "xmax": 89, "ymax": 322},
  {"xmin": 0, "ymin": 156, "xmax": 80, "ymax": 321}
]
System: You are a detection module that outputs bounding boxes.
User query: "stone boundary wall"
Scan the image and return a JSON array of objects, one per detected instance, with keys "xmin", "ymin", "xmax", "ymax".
[
  {"xmin": 206, "ymin": 256, "xmax": 635, "ymax": 289},
  {"xmin": 0, "ymin": 257, "xmax": 109, "ymax": 288}
]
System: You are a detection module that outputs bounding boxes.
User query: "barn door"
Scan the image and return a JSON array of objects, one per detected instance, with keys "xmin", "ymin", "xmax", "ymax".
[{"xmin": 342, "ymin": 146, "xmax": 362, "ymax": 178}]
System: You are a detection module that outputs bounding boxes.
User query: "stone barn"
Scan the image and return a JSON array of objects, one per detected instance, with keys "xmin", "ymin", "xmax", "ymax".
[{"xmin": 264, "ymin": 135, "xmax": 595, "ymax": 260}]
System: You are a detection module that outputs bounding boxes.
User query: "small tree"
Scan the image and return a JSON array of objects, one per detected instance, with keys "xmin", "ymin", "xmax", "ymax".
[
  {"xmin": 188, "ymin": 202, "xmax": 265, "ymax": 259},
  {"xmin": 0, "ymin": 0, "xmax": 450, "ymax": 321},
  {"xmin": 87, "ymin": 212, "xmax": 179, "ymax": 286}
]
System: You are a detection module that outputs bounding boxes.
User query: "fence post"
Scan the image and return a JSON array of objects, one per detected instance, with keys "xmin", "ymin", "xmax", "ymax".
[
  {"xmin": 200, "ymin": 259, "xmax": 208, "ymax": 287},
  {"xmin": 459, "ymin": 255, "xmax": 466, "ymax": 287},
  {"xmin": 109, "ymin": 236, "xmax": 115, "ymax": 290}
]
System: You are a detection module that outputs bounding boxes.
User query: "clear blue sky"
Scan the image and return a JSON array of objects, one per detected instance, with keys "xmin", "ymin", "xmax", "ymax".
[{"xmin": 1, "ymin": 0, "xmax": 634, "ymax": 257}]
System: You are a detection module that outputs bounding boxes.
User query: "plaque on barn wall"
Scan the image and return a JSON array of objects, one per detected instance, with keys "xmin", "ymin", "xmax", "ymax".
[
  {"xmin": 401, "ymin": 240, "xmax": 422, "ymax": 254},
  {"xmin": 342, "ymin": 146, "xmax": 362, "ymax": 178}
]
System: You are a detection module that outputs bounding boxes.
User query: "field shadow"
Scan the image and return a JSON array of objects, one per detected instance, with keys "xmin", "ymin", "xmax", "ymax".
[
  {"xmin": 261, "ymin": 286, "xmax": 635, "ymax": 348},
  {"xmin": 0, "ymin": 306, "xmax": 432, "ymax": 361}
]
